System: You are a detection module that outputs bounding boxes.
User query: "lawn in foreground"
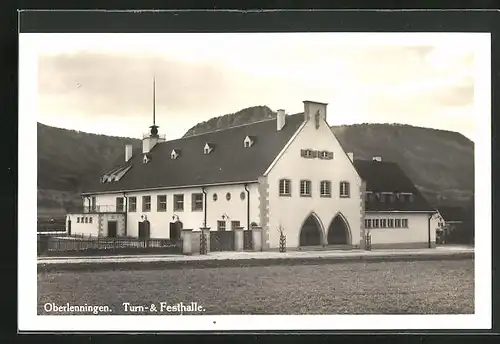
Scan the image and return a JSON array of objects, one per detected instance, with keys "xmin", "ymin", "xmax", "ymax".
[{"xmin": 37, "ymin": 259, "xmax": 474, "ymax": 315}]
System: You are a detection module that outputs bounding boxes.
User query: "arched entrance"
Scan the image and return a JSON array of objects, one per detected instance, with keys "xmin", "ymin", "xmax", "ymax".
[
  {"xmin": 169, "ymin": 221, "xmax": 183, "ymax": 241},
  {"xmin": 299, "ymin": 213, "xmax": 323, "ymax": 246},
  {"xmin": 327, "ymin": 213, "xmax": 351, "ymax": 245}
]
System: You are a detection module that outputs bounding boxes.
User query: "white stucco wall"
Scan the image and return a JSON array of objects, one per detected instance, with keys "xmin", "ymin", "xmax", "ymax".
[
  {"xmin": 365, "ymin": 212, "xmax": 436, "ymax": 248},
  {"xmin": 265, "ymin": 103, "xmax": 363, "ymax": 249},
  {"xmin": 67, "ymin": 214, "xmax": 99, "ymax": 236},
  {"xmin": 90, "ymin": 183, "xmax": 259, "ymax": 239}
]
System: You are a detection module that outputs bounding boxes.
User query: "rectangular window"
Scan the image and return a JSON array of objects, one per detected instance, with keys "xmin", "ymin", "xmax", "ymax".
[
  {"xmin": 128, "ymin": 197, "xmax": 137, "ymax": 212},
  {"xmin": 300, "ymin": 180, "xmax": 312, "ymax": 197},
  {"xmin": 395, "ymin": 219, "xmax": 402, "ymax": 228},
  {"xmin": 380, "ymin": 219, "xmax": 387, "ymax": 228},
  {"xmin": 373, "ymin": 219, "xmax": 380, "ymax": 228},
  {"xmin": 142, "ymin": 196, "xmax": 151, "ymax": 212},
  {"xmin": 192, "ymin": 193, "xmax": 204, "ymax": 211},
  {"xmin": 89, "ymin": 217, "xmax": 93, "ymax": 224},
  {"xmin": 279, "ymin": 179, "xmax": 291, "ymax": 196},
  {"xmin": 388, "ymin": 219, "xmax": 394, "ymax": 228},
  {"xmin": 217, "ymin": 220, "xmax": 226, "ymax": 231},
  {"xmin": 231, "ymin": 220, "xmax": 241, "ymax": 230},
  {"xmin": 157, "ymin": 195, "xmax": 167, "ymax": 212},
  {"xmin": 364, "ymin": 219, "xmax": 372, "ymax": 228},
  {"xmin": 388, "ymin": 194, "xmax": 395, "ymax": 202},
  {"xmin": 402, "ymin": 219, "xmax": 409, "ymax": 228},
  {"xmin": 77, "ymin": 217, "xmax": 80, "ymax": 223},
  {"xmin": 320, "ymin": 180, "xmax": 332, "ymax": 197},
  {"xmin": 380, "ymin": 194, "xmax": 386, "ymax": 203},
  {"xmin": 340, "ymin": 182, "xmax": 350, "ymax": 198},
  {"xmin": 91, "ymin": 196, "xmax": 96, "ymax": 211},
  {"xmin": 84, "ymin": 217, "xmax": 88, "ymax": 223},
  {"xmin": 174, "ymin": 194, "xmax": 184, "ymax": 211},
  {"xmin": 116, "ymin": 197, "xmax": 124, "ymax": 212}
]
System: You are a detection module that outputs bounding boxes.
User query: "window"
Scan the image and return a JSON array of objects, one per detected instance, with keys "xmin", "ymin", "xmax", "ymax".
[
  {"xmin": 380, "ymin": 194, "xmax": 386, "ymax": 203},
  {"xmin": 240, "ymin": 192, "xmax": 246, "ymax": 200},
  {"xmin": 91, "ymin": 196, "xmax": 96, "ymax": 211},
  {"xmin": 321, "ymin": 151, "xmax": 328, "ymax": 159},
  {"xmin": 204, "ymin": 143, "xmax": 213, "ymax": 154},
  {"xmin": 380, "ymin": 219, "xmax": 387, "ymax": 228},
  {"xmin": 395, "ymin": 219, "xmax": 402, "ymax": 228},
  {"xmin": 373, "ymin": 219, "xmax": 380, "ymax": 228},
  {"xmin": 388, "ymin": 193, "xmax": 395, "ymax": 202},
  {"xmin": 174, "ymin": 194, "xmax": 184, "ymax": 211},
  {"xmin": 365, "ymin": 192, "xmax": 373, "ymax": 202},
  {"xmin": 192, "ymin": 193, "xmax": 204, "ymax": 211},
  {"xmin": 365, "ymin": 219, "xmax": 372, "ymax": 228},
  {"xmin": 77, "ymin": 217, "xmax": 80, "ymax": 223},
  {"xmin": 301, "ymin": 149, "xmax": 313, "ymax": 158},
  {"xmin": 402, "ymin": 219, "xmax": 409, "ymax": 228},
  {"xmin": 320, "ymin": 180, "xmax": 331, "ymax": 197},
  {"xmin": 85, "ymin": 217, "xmax": 89, "ymax": 223},
  {"xmin": 116, "ymin": 197, "xmax": 124, "ymax": 212},
  {"xmin": 226, "ymin": 192, "xmax": 231, "ymax": 201},
  {"xmin": 129, "ymin": 197, "xmax": 137, "ymax": 212},
  {"xmin": 340, "ymin": 181, "xmax": 350, "ymax": 198},
  {"xmin": 300, "ymin": 180, "xmax": 312, "ymax": 197},
  {"xmin": 279, "ymin": 179, "xmax": 291, "ymax": 196},
  {"xmin": 213, "ymin": 193, "xmax": 218, "ymax": 202},
  {"xmin": 231, "ymin": 221, "xmax": 241, "ymax": 229},
  {"xmin": 388, "ymin": 219, "xmax": 394, "ymax": 228},
  {"xmin": 89, "ymin": 217, "xmax": 93, "ymax": 224},
  {"xmin": 217, "ymin": 220, "xmax": 226, "ymax": 231},
  {"xmin": 142, "ymin": 196, "xmax": 151, "ymax": 212},
  {"xmin": 244, "ymin": 136, "xmax": 254, "ymax": 148},
  {"xmin": 157, "ymin": 195, "xmax": 167, "ymax": 212}
]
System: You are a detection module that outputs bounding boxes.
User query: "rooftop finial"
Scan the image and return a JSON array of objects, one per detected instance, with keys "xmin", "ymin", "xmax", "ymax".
[{"xmin": 150, "ymin": 76, "xmax": 159, "ymax": 137}]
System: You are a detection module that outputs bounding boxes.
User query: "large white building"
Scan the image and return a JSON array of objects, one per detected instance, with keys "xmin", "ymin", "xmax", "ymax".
[{"xmin": 67, "ymin": 100, "xmax": 437, "ymax": 250}]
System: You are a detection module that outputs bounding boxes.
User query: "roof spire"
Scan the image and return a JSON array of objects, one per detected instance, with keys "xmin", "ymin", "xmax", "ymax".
[{"xmin": 150, "ymin": 76, "xmax": 159, "ymax": 137}]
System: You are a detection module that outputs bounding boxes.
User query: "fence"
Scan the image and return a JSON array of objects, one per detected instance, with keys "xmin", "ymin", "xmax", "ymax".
[{"xmin": 37, "ymin": 235, "xmax": 183, "ymax": 256}]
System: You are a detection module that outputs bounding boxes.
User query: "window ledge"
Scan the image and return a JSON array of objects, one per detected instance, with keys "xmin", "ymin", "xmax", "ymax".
[
  {"xmin": 192, "ymin": 209, "xmax": 204, "ymax": 212},
  {"xmin": 279, "ymin": 194, "xmax": 292, "ymax": 197},
  {"xmin": 320, "ymin": 194, "xmax": 332, "ymax": 198},
  {"xmin": 300, "ymin": 194, "xmax": 312, "ymax": 198}
]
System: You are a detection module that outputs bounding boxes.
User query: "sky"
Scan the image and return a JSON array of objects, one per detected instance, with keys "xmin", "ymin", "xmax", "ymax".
[{"xmin": 33, "ymin": 33, "xmax": 486, "ymax": 142}]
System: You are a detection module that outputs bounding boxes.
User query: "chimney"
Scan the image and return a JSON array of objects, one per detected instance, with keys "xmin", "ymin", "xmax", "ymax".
[
  {"xmin": 372, "ymin": 156, "xmax": 382, "ymax": 162},
  {"xmin": 277, "ymin": 109, "xmax": 286, "ymax": 131},
  {"xmin": 347, "ymin": 152, "xmax": 354, "ymax": 162},
  {"xmin": 125, "ymin": 144, "xmax": 133, "ymax": 162}
]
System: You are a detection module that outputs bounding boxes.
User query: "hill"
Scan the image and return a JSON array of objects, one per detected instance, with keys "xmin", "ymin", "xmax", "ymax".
[
  {"xmin": 37, "ymin": 123, "xmax": 141, "ymax": 215},
  {"xmin": 37, "ymin": 106, "xmax": 474, "ymax": 215},
  {"xmin": 184, "ymin": 106, "xmax": 474, "ymax": 206}
]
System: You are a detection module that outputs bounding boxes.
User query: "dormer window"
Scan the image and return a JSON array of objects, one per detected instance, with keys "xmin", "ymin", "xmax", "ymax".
[
  {"xmin": 143, "ymin": 154, "xmax": 151, "ymax": 164},
  {"xmin": 244, "ymin": 136, "xmax": 254, "ymax": 148},
  {"xmin": 204, "ymin": 143, "xmax": 213, "ymax": 155},
  {"xmin": 171, "ymin": 149, "xmax": 179, "ymax": 160},
  {"xmin": 301, "ymin": 149, "xmax": 313, "ymax": 158}
]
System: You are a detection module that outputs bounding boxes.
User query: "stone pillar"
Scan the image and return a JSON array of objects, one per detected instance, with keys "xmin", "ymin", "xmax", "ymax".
[
  {"xmin": 252, "ymin": 226, "xmax": 262, "ymax": 251},
  {"xmin": 181, "ymin": 228, "xmax": 193, "ymax": 255},
  {"xmin": 234, "ymin": 226, "xmax": 244, "ymax": 252},
  {"xmin": 200, "ymin": 227, "xmax": 211, "ymax": 254}
]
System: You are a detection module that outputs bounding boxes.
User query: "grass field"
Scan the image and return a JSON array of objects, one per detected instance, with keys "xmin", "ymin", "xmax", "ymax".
[{"xmin": 37, "ymin": 259, "xmax": 474, "ymax": 315}]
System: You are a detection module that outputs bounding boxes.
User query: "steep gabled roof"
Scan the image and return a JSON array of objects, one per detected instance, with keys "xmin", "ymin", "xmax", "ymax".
[
  {"xmin": 83, "ymin": 114, "xmax": 305, "ymax": 193},
  {"xmin": 353, "ymin": 159, "xmax": 433, "ymax": 212}
]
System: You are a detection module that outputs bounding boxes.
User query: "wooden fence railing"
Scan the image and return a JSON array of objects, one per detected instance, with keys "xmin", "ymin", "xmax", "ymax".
[{"xmin": 37, "ymin": 235, "xmax": 183, "ymax": 256}]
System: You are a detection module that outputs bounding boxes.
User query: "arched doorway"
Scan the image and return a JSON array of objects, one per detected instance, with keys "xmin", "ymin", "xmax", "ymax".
[
  {"xmin": 169, "ymin": 221, "xmax": 183, "ymax": 241},
  {"xmin": 299, "ymin": 213, "xmax": 323, "ymax": 246},
  {"xmin": 327, "ymin": 214, "xmax": 350, "ymax": 245}
]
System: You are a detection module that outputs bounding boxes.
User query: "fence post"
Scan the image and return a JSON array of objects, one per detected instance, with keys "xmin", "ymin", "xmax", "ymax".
[
  {"xmin": 181, "ymin": 229, "xmax": 193, "ymax": 255},
  {"xmin": 251, "ymin": 226, "xmax": 262, "ymax": 252},
  {"xmin": 234, "ymin": 226, "xmax": 244, "ymax": 252}
]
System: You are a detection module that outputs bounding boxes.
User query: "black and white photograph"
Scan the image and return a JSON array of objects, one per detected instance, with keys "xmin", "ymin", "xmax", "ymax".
[{"xmin": 19, "ymin": 22, "xmax": 491, "ymax": 332}]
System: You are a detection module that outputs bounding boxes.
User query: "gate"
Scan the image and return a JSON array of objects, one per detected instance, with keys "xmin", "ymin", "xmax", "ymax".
[
  {"xmin": 243, "ymin": 230, "xmax": 253, "ymax": 251},
  {"xmin": 210, "ymin": 231, "xmax": 235, "ymax": 252}
]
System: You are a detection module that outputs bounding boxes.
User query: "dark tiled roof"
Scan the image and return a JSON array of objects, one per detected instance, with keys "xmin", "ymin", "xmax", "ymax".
[
  {"xmin": 437, "ymin": 206, "xmax": 466, "ymax": 222},
  {"xmin": 353, "ymin": 159, "xmax": 434, "ymax": 212},
  {"xmin": 83, "ymin": 114, "xmax": 305, "ymax": 193}
]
